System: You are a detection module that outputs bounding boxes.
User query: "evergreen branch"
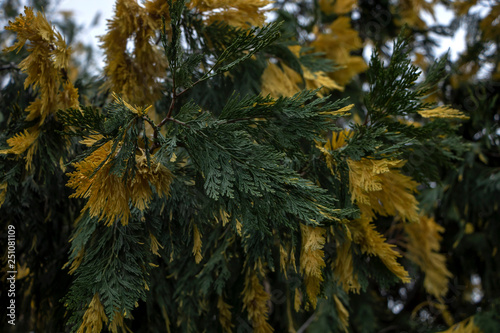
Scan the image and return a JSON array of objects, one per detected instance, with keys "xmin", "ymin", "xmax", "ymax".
[
  {"xmin": 146, "ymin": 115, "xmax": 189, "ymax": 153},
  {"xmin": 158, "ymin": 116, "xmax": 190, "ymax": 128},
  {"xmin": 166, "ymin": 88, "xmax": 176, "ymax": 119},
  {"xmin": 176, "ymin": 76, "xmax": 204, "ymax": 98},
  {"xmin": 142, "ymin": 116, "xmax": 157, "ymax": 132},
  {"xmin": 171, "ymin": 22, "xmax": 282, "ymax": 97}
]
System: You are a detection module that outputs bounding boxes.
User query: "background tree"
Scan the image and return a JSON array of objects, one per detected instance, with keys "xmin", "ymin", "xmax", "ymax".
[{"xmin": 1, "ymin": 0, "xmax": 499, "ymax": 332}]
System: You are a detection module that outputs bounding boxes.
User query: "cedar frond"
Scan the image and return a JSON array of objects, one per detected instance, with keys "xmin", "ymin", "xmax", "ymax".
[
  {"xmin": 418, "ymin": 106, "xmax": 469, "ymax": 120},
  {"xmin": 108, "ymin": 311, "xmax": 132, "ymax": 333},
  {"xmin": 149, "ymin": 233, "xmax": 164, "ymax": 257},
  {"xmin": 5, "ymin": 7, "xmax": 75, "ymax": 124},
  {"xmin": 350, "ymin": 217, "xmax": 411, "ymax": 283},
  {"xmin": 217, "ymin": 296, "xmax": 234, "ymax": 333},
  {"xmin": 77, "ymin": 293, "xmax": 108, "ymax": 333},
  {"xmin": 99, "ymin": 0, "xmax": 169, "ymax": 105},
  {"xmin": 0, "ymin": 127, "xmax": 40, "ymax": 170},
  {"xmin": 242, "ymin": 269, "xmax": 274, "ymax": 333},
  {"xmin": 333, "ymin": 294, "xmax": 350, "ymax": 333},
  {"xmin": 261, "ymin": 62, "xmax": 301, "ymax": 98},
  {"xmin": 333, "ymin": 240, "xmax": 361, "ymax": 293},
  {"xmin": 66, "ymin": 143, "xmax": 173, "ymax": 225},
  {"xmin": 192, "ymin": 225, "xmax": 203, "ymax": 263},
  {"xmin": 300, "ymin": 224, "xmax": 326, "ymax": 309},
  {"xmin": 189, "ymin": 0, "xmax": 272, "ymax": 28},
  {"xmin": 405, "ymin": 216, "xmax": 452, "ymax": 300},
  {"xmin": 348, "ymin": 159, "xmax": 419, "ymax": 223}
]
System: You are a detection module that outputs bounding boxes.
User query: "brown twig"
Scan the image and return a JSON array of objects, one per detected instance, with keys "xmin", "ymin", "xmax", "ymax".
[
  {"xmin": 157, "ymin": 115, "xmax": 190, "ymax": 128},
  {"xmin": 144, "ymin": 116, "xmax": 190, "ymax": 153}
]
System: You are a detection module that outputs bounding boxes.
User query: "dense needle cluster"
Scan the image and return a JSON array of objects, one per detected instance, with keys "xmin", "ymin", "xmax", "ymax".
[{"xmin": 1, "ymin": 0, "xmax": 497, "ymax": 332}]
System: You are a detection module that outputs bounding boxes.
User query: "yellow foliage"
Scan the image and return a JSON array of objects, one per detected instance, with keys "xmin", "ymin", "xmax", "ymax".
[
  {"xmin": 319, "ymin": 130, "xmax": 420, "ymax": 223},
  {"xmin": 279, "ymin": 244, "xmax": 289, "ymax": 276},
  {"xmin": 479, "ymin": 3, "xmax": 500, "ymax": 42},
  {"xmin": 214, "ymin": 208, "xmax": 231, "ymax": 226},
  {"xmin": 311, "ymin": 17, "xmax": 367, "ymax": 86},
  {"xmin": 58, "ymin": 81, "xmax": 81, "ymax": 110},
  {"xmin": 319, "ymin": 0, "xmax": 357, "ymax": 15},
  {"xmin": 77, "ymin": 293, "xmax": 108, "ymax": 333},
  {"xmin": 16, "ymin": 262, "xmax": 31, "ymax": 280},
  {"xmin": 330, "ymin": 56, "xmax": 367, "ymax": 87},
  {"xmin": 0, "ymin": 127, "xmax": 39, "ymax": 156},
  {"xmin": 129, "ymin": 150, "xmax": 173, "ymax": 210},
  {"xmin": 192, "ymin": 225, "xmax": 203, "ymax": 263},
  {"xmin": 236, "ymin": 219, "xmax": 243, "ymax": 236},
  {"xmin": 317, "ymin": 17, "xmax": 363, "ymax": 55},
  {"xmin": 303, "ymin": 66, "xmax": 345, "ymax": 95},
  {"xmin": 319, "ymin": 104, "xmax": 354, "ymax": 117},
  {"xmin": 189, "ymin": 0, "xmax": 272, "ymax": 28},
  {"xmin": 405, "ymin": 216, "xmax": 452, "ymax": 300},
  {"xmin": 242, "ymin": 269, "xmax": 274, "ymax": 333},
  {"xmin": 5, "ymin": 7, "xmax": 75, "ymax": 124},
  {"xmin": 108, "ymin": 311, "xmax": 132, "ymax": 333},
  {"xmin": 3, "ymin": 7, "xmax": 79, "ymax": 171},
  {"xmin": 280, "ymin": 242, "xmax": 298, "ymax": 278},
  {"xmin": 149, "ymin": 232, "xmax": 164, "ymax": 257},
  {"xmin": 66, "ymin": 139, "xmax": 173, "ymax": 225},
  {"xmin": 112, "ymin": 92, "xmax": 152, "ymax": 116},
  {"xmin": 347, "ymin": 158, "xmax": 401, "ymax": 204},
  {"xmin": 261, "ymin": 58, "xmax": 343, "ymax": 99},
  {"xmin": 67, "ymin": 249, "xmax": 85, "ymax": 275},
  {"xmin": 438, "ymin": 316, "xmax": 482, "ymax": 333},
  {"xmin": 294, "ymin": 288, "xmax": 302, "ymax": 312},
  {"xmin": 217, "ymin": 296, "xmax": 234, "ymax": 333},
  {"xmin": 349, "ymin": 217, "xmax": 411, "ymax": 283},
  {"xmin": 315, "ymin": 130, "xmax": 352, "ymax": 173},
  {"xmin": 333, "ymin": 241, "xmax": 361, "ymax": 293},
  {"xmin": 418, "ymin": 106, "xmax": 469, "ymax": 120},
  {"xmin": 100, "ymin": 0, "xmax": 169, "ymax": 106},
  {"xmin": 0, "ymin": 183, "xmax": 7, "ymax": 208},
  {"xmin": 396, "ymin": 0, "xmax": 435, "ymax": 30},
  {"xmin": 288, "ymin": 45, "xmax": 344, "ymax": 95},
  {"xmin": 66, "ymin": 141, "xmax": 129, "ymax": 225},
  {"xmin": 300, "ymin": 224, "xmax": 326, "ymax": 309},
  {"xmin": 261, "ymin": 62, "xmax": 301, "ymax": 98},
  {"xmin": 347, "ymin": 158, "xmax": 420, "ymax": 223},
  {"xmin": 318, "ymin": 129, "xmax": 417, "ymax": 284},
  {"xmin": 0, "ymin": 127, "xmax": 40, "ymax": 170},
  {"xmin": 333, "ymin": 295, "xmax": 350, "ymax": 333},
  {"xmin": 160, "ymin": 305, "xmax": 172, "ymax": 333}
]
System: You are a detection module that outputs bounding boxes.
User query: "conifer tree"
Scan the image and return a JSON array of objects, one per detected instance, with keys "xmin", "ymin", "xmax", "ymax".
[{"xmin": 1, "ymin": 0, "xmax": 499, "ymax": 332}]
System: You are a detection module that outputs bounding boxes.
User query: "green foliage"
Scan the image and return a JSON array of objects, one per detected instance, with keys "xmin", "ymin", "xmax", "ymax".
[{"xmin": 1, "ymin": 1, "xmax": 499, "ymax": 333}]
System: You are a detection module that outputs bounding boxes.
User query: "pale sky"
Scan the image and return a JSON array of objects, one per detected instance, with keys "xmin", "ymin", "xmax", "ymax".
[{"xmin": 421, "ymin": 3, "xmax": 467, "ymax": 61}]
